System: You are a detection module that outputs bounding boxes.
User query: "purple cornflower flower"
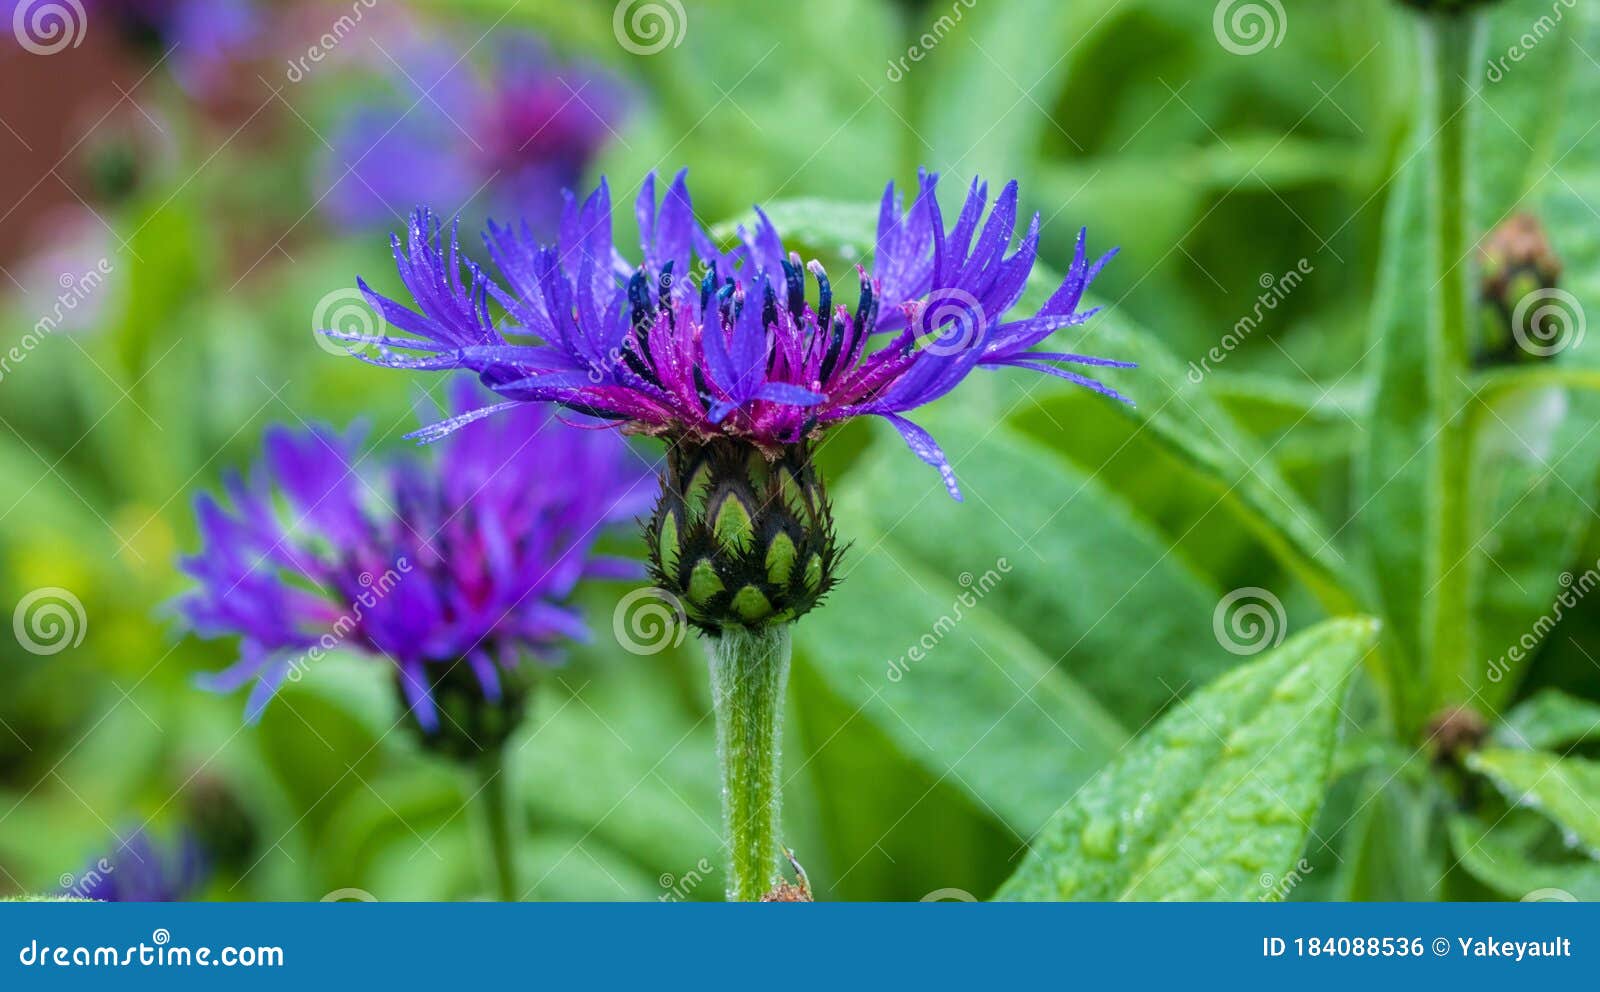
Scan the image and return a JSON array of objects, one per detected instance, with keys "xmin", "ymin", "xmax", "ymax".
[
  {"xmin": 321, "ymin": 34, "xmax": 626, "ymax": 235},
  {"xmin": 175, "ymin": 380, "xmax": 652, "ymax": 734},
  {"xmin": 337, "ymin": 169, "xmax": 1128, "ymax": 500},
  {"xmin": 330, "ymin": 169, "xmax": 1127, "ymax": 631},
  {"xmin": 62, "ymin": 829, "xmax": 207, "ymax": 902}
]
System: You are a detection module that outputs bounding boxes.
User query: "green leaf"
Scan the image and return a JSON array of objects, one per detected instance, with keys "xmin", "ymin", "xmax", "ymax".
[
  {"xmin": 800, "ymin": 413, "xmax": 1193, "ymax": 832},
  {"xmin": 1468, "ymin": 747, "xmax": 1600, "ymax": 856},
  {"xmin": 1496, "ymin": 690, "xmax": 1600, "ymax": 751},
  {"xmin": 1045, "ymin": 305, "xmax": 1357, "ymax": 612},
  {"xmin": 1356, "ymin": 14, "xmax": 1483, "ymax": 727},
  {"xmin": 997, "ymin": 617, "xmax": 1378, "ymax": 901},
  {"xmin": 1449, "ymin": 812, "xmax": 1600, "ymax": 901}
]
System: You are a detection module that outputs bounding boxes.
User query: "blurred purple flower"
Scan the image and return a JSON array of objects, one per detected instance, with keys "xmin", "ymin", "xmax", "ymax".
[
  {"xmin": 84, "ymin": 0, "xmax": 263, "ymax": 96},
  {"xmin": 62, "ymin": 829, "xmax": 207, "ymax": 902},
  {"xmin": 320, "ymin": 34, "xmax": 626, "ymax": 235},
  {"xmin": 336, "ymin": 170, "xmax": 1128, "ymax": 499},
  {"xmin": 175, "ymin": 380, "xmax": 652, "ymax": 731}
]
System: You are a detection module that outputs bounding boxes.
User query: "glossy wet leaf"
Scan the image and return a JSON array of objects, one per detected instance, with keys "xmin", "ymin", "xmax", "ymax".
[
  {"xmin": 1468, "ymin": 748, "xmax": 1600, "ymax": 856},
  {"xmin": 1449, "ymin": 812, "xmax": 1600, "ymax": 902},
  {"xmin": 997, "ymin": 617, "xmax": 1377, "ymax": 901}
]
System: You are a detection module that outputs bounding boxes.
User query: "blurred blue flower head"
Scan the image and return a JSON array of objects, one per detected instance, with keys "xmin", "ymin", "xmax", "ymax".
[
  {"xmin": 175, "ymin": 380, "xmax": 652, "ymax": 732},
  {"xmin": 61, "ymin": 829, "xmax": 207, "ymax": 903},
  {"xmin": 320, "ymin": 33, "xmax": 628, "ymax": 235}
]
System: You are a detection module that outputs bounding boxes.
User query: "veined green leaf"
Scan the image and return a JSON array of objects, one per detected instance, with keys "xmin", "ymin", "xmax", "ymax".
[
  {"xmin": 801, "ymin": 411, "xmax": 1235, "ymax": 831},
  {"xmin": 1496, "ymin": 690, "xmax": 1600, "ymax": 751},
  {"xmin": 998, "ymin": 617, "xmax": 1378, "ymax": 901},
  {"xmin": 1468, "ymin": 747, "xmax": 1600, "ymax": 857},
  {"xmin": 1045, "ymin": 306, "xmax": 1357, "ymax": 612}
]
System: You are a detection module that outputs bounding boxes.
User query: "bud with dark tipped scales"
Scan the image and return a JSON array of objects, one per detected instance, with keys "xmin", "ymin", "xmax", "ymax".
[{"xmin": 648, "ymin": 437, "xmax": 842, "ymax": 636}]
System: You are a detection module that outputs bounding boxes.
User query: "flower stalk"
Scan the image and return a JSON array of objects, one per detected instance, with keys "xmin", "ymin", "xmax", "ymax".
[
  {"xmin": 477, "ymin": 748, "xmax": 519, "ymax": 902},
  {"xmin": 707, "ymin": 625, "xmax": 792, "ymax": 902}
]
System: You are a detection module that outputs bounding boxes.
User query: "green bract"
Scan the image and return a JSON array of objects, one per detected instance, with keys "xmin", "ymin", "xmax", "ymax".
[{"xmin": 647, "ymin": 439, "xmax": 840, "ymax": 633}]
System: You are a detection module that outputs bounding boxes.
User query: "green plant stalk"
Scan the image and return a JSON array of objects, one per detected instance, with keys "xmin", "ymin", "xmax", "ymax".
[
  {"xmin": 707, "ymin": 624, "xmax": 792, "ymax": 901},
  {"xmin": 477, "ymin": 748, "xmax": 518, "ymax": 902},
  {"xmin": 1417, "ymin": 10, "xmax": 1487, "ymax": 727}
]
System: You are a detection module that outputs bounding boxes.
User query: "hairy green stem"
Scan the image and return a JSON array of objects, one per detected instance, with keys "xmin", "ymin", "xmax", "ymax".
[
  {"xmin": 707, "ymin": 624, "xmax": 791, "ymax": 902},
  {"xmin": 477, "ymin": 748, "xmax": 518, "ymax": 902},
  {"xmin": 1417, "ymin": 10, "xmax": 1487, "ymax": 724}
]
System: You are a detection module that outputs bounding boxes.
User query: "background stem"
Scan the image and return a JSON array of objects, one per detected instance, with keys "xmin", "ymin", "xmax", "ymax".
[
  {"xmin": 478, "ymin": 748, "xmax": 518, "ymax": 902},
  {"xmin": 1418, "ymin": 10, "xmax": 1486, "ymax": 723},
  {"xmin": 707, "ymin": 624, "xmax": 792, "ymax": 902}
]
